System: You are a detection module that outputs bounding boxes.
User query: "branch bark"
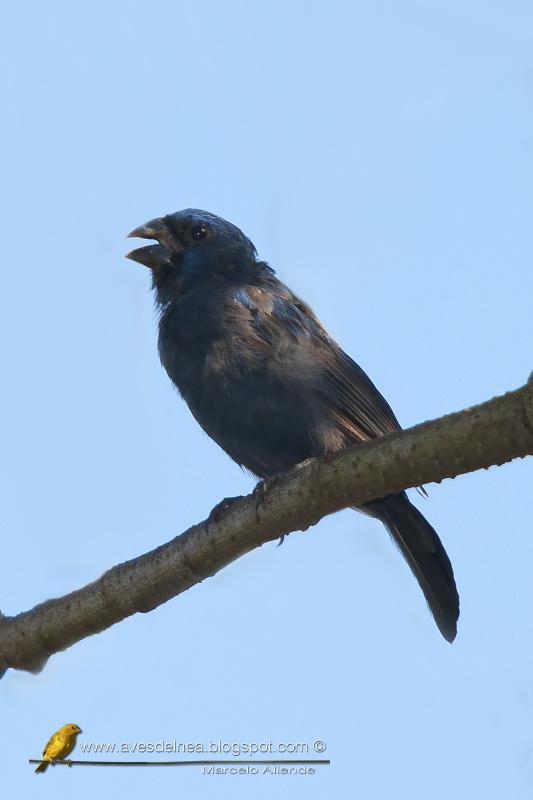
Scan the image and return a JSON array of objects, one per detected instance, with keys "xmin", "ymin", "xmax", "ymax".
[{"xmin": 1, "ymin": 376, "xmax": 532, "ymax": 678}]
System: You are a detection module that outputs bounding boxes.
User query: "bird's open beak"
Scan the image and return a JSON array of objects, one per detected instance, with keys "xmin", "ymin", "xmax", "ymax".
[{"xmin": 126, "ymin": 216, "xmax": 178, "ymax": 269}]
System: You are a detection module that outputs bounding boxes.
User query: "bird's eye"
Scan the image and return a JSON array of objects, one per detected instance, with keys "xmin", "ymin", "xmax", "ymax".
[{"xmin": 191, "ymin": 225, "xmax": 208, "ymax": 242}]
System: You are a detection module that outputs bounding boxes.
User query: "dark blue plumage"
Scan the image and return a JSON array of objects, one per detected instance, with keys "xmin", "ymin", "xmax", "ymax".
[{"xmin": 127, "ymin": 209, "xmax": 459, "ymax": 641}]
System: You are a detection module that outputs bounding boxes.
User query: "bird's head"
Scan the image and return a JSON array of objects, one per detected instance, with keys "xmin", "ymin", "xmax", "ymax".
[
  {"xmin": 61, "ymin": 724, "xmax": 82, "ymax": 735},
  {"xmin": 126, "ymin": 209, "xmax": 257, "ymax": 304}
]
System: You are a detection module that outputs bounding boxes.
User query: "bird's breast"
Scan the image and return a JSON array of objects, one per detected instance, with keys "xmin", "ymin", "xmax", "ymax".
[{"xmin": 157, "ymin": 301, "xmax": 331, "ymax": 476}]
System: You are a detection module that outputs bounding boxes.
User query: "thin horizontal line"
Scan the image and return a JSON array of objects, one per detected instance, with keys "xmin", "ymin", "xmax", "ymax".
[{"xmin": 29, "ymin": 758, "xmax": 330, "ymax": 768}]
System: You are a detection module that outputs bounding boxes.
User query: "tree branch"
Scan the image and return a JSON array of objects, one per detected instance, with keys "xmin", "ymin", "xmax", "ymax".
[{"xmin": 1, "ymin": 375, "xmax": 532, "ymax": 678}]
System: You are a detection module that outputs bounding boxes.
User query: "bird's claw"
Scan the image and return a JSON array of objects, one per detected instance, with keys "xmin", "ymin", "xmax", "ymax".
[
  {"xmin": 253, "ymin": 478, "xmax": 287, "ymax": 546},
  {"xmin": 253, "ymin": 477, "xmax": 274, "ymax": 522}
]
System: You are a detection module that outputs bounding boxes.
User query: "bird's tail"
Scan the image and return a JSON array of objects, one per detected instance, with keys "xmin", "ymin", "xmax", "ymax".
[
  {"xmin": 35, "ymin": 761, "xmax": 48, "ymax": 774},
  {"xmin": 369, "ymin": 492, "xmax": 459, "ymax": 642}
]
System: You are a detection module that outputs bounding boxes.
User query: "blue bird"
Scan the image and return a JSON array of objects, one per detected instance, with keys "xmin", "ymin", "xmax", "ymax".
[{"xmin": 127, "ymin": 209, "xmax": 459, "ymax": 641}]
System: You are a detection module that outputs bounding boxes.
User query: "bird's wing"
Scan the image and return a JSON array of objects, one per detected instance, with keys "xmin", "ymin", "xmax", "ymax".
[
  {"xmin": 235, "ymin": 284, "xmax": 402, "ymax": 443},
  {"xmin": 42, "ymin": 733, "xmax": 62, "ymax": 759},
  {"xmin": 318, "ymin": 345, "xmax": 402, "ymax": 442}
]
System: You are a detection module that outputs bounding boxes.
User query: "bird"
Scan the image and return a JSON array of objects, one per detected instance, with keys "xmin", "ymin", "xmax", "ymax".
[
  {"xmin": 126, "ymin": 208, "xmax": 460, "ymax": 641},
  {"xmin": 35, "ymin": 723, "xmax": 82, "ymax": 773}
]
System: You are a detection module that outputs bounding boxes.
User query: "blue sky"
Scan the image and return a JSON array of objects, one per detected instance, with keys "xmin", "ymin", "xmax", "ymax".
[{"xmin": 1, "ymin": 0, "xmax": 532, "ymax": 797}]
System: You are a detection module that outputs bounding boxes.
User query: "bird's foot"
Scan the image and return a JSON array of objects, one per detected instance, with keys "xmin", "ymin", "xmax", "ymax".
[
  {"xmin": 253, "ymin": 477, "xmax": 287, "ymax": 546},
  {"xmin": 253, "ymin": 477, "xmax": 274, "ymax": 520}
]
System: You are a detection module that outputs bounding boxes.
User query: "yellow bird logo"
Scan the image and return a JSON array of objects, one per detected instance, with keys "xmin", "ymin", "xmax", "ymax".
[{"xmin": 35, "ymin": 723, "xmax": 82, "ymax": 773}]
